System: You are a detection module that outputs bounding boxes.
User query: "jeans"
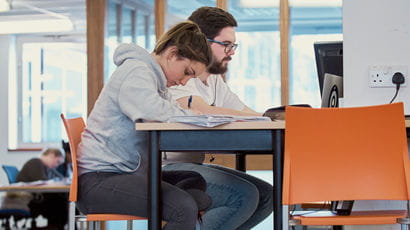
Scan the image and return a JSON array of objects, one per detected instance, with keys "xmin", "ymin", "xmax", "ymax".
[
  {"xmin": 78, "ymin": 171, "xmax": 202, "ymax": 230},
  {"xmin": 163, "ymin": 163, "xmax": 273, "ymax": 230}
]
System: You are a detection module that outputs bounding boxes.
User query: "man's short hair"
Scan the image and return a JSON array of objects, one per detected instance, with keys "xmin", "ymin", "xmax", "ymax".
[
  {"xmin": 188, "ymin": 7, "xmax": 237, "ymax": 39},
  {"xmin": 42, "ymin": 148, "xmax": 63, "ymax": 158}
]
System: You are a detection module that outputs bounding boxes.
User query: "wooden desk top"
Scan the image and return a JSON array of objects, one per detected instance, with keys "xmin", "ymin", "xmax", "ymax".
[
  {"xmin": 137, "ymin": 119, "xmax": 409, "ymax": 131},
  {"xmin": 136, "ymin": 120, "xmax": 285, "ymax": 131},
  {"xmin": 0, "ymin": 182, "xmax": 70, "ymax": 193}
]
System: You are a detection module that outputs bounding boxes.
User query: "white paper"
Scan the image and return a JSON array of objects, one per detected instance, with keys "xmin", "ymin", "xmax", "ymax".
[{"xmin": 168, "ymin": 114, "xmax": 270, "ymax": 127}]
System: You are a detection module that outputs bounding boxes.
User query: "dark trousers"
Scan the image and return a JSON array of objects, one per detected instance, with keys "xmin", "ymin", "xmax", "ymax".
[
  {"xmin": 29, "ymin": 193, "xmax": 68, "ymax": 230},
  {"xmin": 77, "ymin": 170, "xmax": 205, "ymax": 230}
]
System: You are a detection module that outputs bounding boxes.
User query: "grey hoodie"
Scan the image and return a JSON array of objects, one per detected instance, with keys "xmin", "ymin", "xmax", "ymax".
[{"xmin": 77, "ymin": 44, "xmax": 193, "ymax": 175}]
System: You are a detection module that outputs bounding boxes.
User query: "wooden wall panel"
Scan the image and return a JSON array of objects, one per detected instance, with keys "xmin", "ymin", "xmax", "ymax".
[
  {"xmin": 155, "ymin": 0, "xmax": 166, "ymax": 40},
  {"xmin": 86, "ymin": 0, "xmax": 106, "ymax": 115},
  {"xmin": 280, "ymin": 0, "xmax": 290, "ymax": 105},
  {"xmin": 216, "ymin": 0, "xmax": 227, "ymax": 10}
]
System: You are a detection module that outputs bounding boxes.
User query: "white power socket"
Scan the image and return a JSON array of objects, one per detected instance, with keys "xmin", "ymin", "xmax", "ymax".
[{"xmin": 369, "ymin": 65, "xmax": 407, "ymax": 88}]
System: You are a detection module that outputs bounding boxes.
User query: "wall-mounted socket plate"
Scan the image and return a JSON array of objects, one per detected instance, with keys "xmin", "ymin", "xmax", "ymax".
[{"xmin": 369, "ymin": 65, "xmax": 407, "ymax": 88}]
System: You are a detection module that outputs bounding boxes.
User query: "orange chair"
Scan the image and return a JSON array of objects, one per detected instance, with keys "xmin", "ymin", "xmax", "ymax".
[
  {"xmin": 61, "ymin": 114, "xmax": 146, "ymax": 230},
  {"xmin": 283, "ymin": 103, "xmax": 410, "ymax": 229}
]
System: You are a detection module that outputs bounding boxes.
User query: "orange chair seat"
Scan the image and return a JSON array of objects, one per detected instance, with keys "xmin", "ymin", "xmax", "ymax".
[
  {"xmin": 292, "ymin": 210, "xmax": 407, "ymax": 226},
  {"xmin": 86, "ymin": 214, "xmax": 146, "ymax": 222}
]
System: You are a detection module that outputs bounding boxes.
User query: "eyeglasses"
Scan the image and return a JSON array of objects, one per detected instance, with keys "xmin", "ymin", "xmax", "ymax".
[{"xmin": 207, "ymin": 39, "xmax": 238, "ymax": 53}]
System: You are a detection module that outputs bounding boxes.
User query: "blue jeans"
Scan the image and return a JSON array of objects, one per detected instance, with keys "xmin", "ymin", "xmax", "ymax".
[{"xmin": 163, "ymin": 163, "xmax": 273, "ymax": 230}]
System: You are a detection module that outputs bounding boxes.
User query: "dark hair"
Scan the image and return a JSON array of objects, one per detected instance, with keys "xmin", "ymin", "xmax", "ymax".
[
  {"xmin": 62, "ymin": 140, "xmax": 70, "ymax": 154},
  {"xmin": 154, "ymin": 21, "xmax": 212, "ymax": 67},
  {"xmin": 188, "ymin": 7, "xmax": 237, "ymax": 39}
]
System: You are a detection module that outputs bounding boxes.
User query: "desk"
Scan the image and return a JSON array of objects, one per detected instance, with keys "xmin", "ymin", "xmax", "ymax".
[
  {"xmin": 0, "ymin": 183, "xmax": 70, "ymax": 193},
  {"xmin": 136, "ymin": 121, "xmax": 285, "ymax": 230},
  {"xmin": 0, "ymin": 182, "xmax": 70, "ymax": 228}
]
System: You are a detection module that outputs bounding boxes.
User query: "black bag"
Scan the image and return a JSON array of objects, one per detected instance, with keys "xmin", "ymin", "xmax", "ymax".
[{"xmin": 263, "ymin": 104, "xmax": 311, "ymax": 120}]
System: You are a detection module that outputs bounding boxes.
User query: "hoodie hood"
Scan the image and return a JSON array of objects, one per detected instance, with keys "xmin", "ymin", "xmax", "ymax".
[
  {"xmin": 113, "ymin": 43, "xmax": 167, "ymax": 92},
  {"xmin": 114, "ymin": 43, "xmax": 153, "ymax": 66}
]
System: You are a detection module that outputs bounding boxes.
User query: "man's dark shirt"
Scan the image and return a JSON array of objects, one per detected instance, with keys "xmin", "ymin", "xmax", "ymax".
[{"xmin": 16, "ymin": 158, "xmax": 49, "ymax": 182}]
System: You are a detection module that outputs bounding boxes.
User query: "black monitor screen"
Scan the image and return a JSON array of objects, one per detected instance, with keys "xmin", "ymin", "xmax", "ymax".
[{"xmin": 314, "ymin": 41, "xmax": 343, "ymax": 96}]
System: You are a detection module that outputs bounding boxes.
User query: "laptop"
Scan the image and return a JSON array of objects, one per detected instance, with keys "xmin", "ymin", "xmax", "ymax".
[
  {"xmin": 320, "ymin": 73, "xmax": 355, "ymax": 215},
  {"xmin": 321, "ymin": 73, "xmax": 343, "ymax": 108}
]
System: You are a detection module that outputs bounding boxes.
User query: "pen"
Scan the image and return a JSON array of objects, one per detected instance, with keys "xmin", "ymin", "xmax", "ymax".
[{"xmin": 188, "ymin": 95, "xmax": 192, "ymax": 109}]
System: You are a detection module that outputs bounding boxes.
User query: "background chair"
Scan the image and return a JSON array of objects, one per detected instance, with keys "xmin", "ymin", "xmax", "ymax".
[
  {"xmin": 2, "ymin": 165, "xmax": 19, "ymax": 184},
  {"xmin": 60, "ymin": 114, "xmax": 145, "ymax": 230},
  {"xmin": 1, "ymin": 166, "xmax": 31, "ymax": 229},
  {"xmin": 283, "ymin": 102, "xmax": 410, "ymax": 229}
]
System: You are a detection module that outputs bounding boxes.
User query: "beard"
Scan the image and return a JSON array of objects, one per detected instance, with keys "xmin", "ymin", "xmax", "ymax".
[{"xmin": 207, "ymin": 56, "xmax": 231, "ymax": 74}]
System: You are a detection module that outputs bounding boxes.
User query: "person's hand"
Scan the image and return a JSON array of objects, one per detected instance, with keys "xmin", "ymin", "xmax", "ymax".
[{"xmin": 263, "ymin": 111, "xmax": 285, "ymax": 120}]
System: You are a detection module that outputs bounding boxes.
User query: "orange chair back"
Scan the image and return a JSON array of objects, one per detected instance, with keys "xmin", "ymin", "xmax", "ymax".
[
  {"xmin": 283, "ymin": 103, "xmax": 410, "ymax": 205},
  {"xmin": 61, "ymin": 114, "xmax": 85, "ymax": 203}
]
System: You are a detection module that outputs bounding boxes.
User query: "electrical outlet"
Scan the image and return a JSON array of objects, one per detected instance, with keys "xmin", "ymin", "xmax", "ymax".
[{"xmin": 369, "ymin": 65, "xmax": 407, "ymax": 88}]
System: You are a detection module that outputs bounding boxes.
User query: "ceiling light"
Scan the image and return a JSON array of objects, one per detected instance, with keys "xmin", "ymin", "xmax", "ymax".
[
  {"xmin": 0, "ymin": 0, "xmax": 10, "ymax": 12},
  {"xmin": 239, "ymin": 0, "xmax": 342, "ymax": 8},
  {"xmin": 0, "ymin": 15, "xmax": 73, "ymax": 34},
  {"xmin": 0, "ymin": 1, "xmax": 74, "ymax": 34},
  {"xmin": 239, "ymin": 0, "xmax": 279, "ymax": 8}
]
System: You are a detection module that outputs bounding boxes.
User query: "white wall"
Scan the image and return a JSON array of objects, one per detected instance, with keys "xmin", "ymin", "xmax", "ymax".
[
  {"xmin": 343, "ymin": 1, "xmax": 409, "ymax": 229},
  {"xmin": 343, "ymin": 0, "xmax": 410, "ymax": 113},
  {"xmin": 0, "ymin": 35, "xmax": 40, "ymax": 186}
]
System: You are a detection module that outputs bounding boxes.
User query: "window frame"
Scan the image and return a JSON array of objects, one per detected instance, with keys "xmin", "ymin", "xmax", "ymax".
[{"xmin": 9, "ymin": 35, "xmax": 86, "ymax": 150}]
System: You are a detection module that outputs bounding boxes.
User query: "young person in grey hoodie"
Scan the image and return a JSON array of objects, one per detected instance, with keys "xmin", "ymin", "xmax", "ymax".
[{"xmin": 76, "ymin": 21, "xmax": 212, "ymax": 230}]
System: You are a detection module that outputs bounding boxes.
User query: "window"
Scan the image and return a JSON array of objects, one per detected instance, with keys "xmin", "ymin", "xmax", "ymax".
[
  {"xmin": 106, "ymin": 0, "xmax": 156, "ymax": 81},
  {"xmin": 289, "ymin": 1, "xmax": 343, "ymax": 107},
  {"xmin": 9, "ymin": 37, "xmax": 87, "ymax": 149},
  {"xmin": 228, "ymin": 1, "xmax": 281, "ymax": 112},
  {"xmin": 227, "ymin": 0, "xmax": 343, "ymax": 111},
  {"xmin": 165, "ymin": 0, "xmax": 215, "ymax": 29}
]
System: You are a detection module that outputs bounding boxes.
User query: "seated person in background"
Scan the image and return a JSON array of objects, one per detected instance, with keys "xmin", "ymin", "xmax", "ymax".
[
  {"xmin": 56, "ymin": 140, "xmax": 73, "ymax": 179},
  {"xmin": 76, "ymin": 21, "xmax": 213, "ymax": 229},
  {"xmin": 16, "ymin": 148, "xmax": 68, "ymax": 230},
  {"xmin": 164, "ymin": 7, "xmax": 273, "ymax": 230}
]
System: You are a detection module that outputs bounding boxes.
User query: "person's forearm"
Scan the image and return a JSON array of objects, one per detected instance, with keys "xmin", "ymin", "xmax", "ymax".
[{"xmin": 177, "ymin": 96, "xmax": 261, "ymax": 116}]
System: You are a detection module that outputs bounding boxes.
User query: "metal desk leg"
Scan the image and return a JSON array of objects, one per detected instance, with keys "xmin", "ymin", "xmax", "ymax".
[
  {"xmin": 68, "ymin": 201, "xmax": 76, "ymax": 230},
  {"xmin": 235, "ymin": 153, "xmax": 246, "ymax": 172},
  {"xmin": 283, "ymin": 204, "xmax": 289, "ymax": 230},
  {"xmin": 274, "ymin": 129, "xmax": 284, "ymax": 230},
  {"xmin": 149, "ymin": 131, "xmax": 161, "ymax": 230}
]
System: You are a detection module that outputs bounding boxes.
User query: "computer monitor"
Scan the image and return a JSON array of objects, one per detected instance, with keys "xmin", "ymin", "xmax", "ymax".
[{"xmin": 314, "ymin": 41, "xmax": 343, "ymax": 96}]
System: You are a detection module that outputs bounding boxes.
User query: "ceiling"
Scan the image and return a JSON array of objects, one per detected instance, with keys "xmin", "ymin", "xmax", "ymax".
[{"xmin": 0, "ymin": 0, "xmax": 342, "ymax": 36}]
